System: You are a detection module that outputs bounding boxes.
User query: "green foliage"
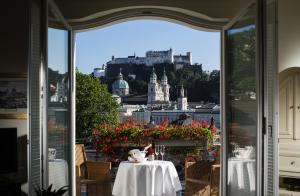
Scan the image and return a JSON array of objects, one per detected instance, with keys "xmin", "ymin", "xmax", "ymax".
[
  {"xmin": 168, "ymin": 68, "xmax": 220, "ymax": 103},
  {"xmin": 76, "ymin": 71, "xmax": 119, "ymax": 138},
  {"xmin": 34, "ymin": 184, "xmax": 68, "ymax": 196},
  {"xmin": 229, "ymin": 26, "xmax": 256, "ymax": 92},
  {"xmin": 128, "ymin": 79, "xmax": 147, "ymax": 94}
]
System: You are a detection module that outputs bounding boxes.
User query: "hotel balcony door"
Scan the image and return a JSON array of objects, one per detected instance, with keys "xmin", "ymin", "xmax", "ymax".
[
  {"xmin": 222, "ymin": 2, "xmax": 264, "ymax": 196},
  {"xmin": 43, "ymin": 4, "xmax": 75, "ymax": 195}
]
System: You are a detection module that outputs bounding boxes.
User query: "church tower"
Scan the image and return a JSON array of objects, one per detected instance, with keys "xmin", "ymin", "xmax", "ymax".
[
  {"xmin": 177, "ymin": 84, "xmax": 188, "ymax": 110},
  {"xmin": 161, "ymin": 67, "xmax": 170, "ymax": 102},
  {"xmin": 148, "ymin": 67, "xmax": 158, "ymax": 104}
]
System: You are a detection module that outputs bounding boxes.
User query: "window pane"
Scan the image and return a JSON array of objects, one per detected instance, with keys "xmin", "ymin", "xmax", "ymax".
[
  {"xmin": 47, "ymin": 28, "xmax": 70, "ymax": 191},
  {"xmin": 226, "ymin": 5, "xmax": 257, "ymax": 196}
]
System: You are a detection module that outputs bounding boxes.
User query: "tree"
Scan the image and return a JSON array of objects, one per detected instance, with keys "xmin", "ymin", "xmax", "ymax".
[{"xmin": 76, "ymin": 71, "xmax": 119, "ymax": 138}]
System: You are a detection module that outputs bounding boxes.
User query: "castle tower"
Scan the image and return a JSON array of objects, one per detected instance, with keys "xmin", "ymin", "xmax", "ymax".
[
  {"xmin": 169, "ymin": 48, "xmax": 174, "ymax": 63},
  {"xmin": 186, "ymin": 52, "xmax": 192, "ymax": 65},
  {"xmin": 177, "ymin": 84, "xmax": 188, "ymax": 110},
  {"xmin": 161, "ymin": 67, "xmax": 170, "ymax": 102}
]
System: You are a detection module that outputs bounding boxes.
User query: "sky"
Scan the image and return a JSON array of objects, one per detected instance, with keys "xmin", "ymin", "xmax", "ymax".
[
  {"xmin": 48, "ymin": 28, "xmax": 68, "ymax": 74},
  {"xmin": 75, "ymin": 19, "xmax": 220, "ymax": 74}
]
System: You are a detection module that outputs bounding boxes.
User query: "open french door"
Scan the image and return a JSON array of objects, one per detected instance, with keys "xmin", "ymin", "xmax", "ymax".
[
  {"xmin": 221, "ymin": 1, "xmax": 264, "ymax": 196},
  {"xmin": 42, "ymin": 2, "xmax": 75, "ymax": 195}
]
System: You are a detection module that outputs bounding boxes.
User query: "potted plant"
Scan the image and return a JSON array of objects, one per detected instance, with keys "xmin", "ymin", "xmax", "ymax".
[{"xmin": 34, "ymin": 184, "xmax": 68, "ymax": 196}]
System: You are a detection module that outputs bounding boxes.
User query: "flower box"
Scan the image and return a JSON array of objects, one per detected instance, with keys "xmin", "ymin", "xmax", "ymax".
[{"xmin": 92, "ymin": 119, "xmax": 217, "ymax": 156}]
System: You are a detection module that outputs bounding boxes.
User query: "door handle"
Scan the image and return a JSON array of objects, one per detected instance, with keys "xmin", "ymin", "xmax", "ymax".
[
  {"xmin": 290, "ymin": 106, "xmax": 294, "ymax": 109},
  {"xmin": 291, "ymin": 161, "xmax": 295, "ymax": 165}
]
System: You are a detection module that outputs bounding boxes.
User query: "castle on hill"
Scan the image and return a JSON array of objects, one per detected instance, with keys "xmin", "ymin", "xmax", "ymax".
[{"xmin": 107, "ymin": 48, "xmax": 192, "ymax": 66}]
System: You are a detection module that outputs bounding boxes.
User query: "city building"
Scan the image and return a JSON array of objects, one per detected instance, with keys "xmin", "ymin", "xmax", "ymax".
[
  {"xmin": 132, "ymin": 104, "xmax": 220, "ymax": 129},
  {"xmin": 194, "ymin": 105, "xmax": 221, "ymax": 128},
  {"xmin": 177, "ymin": 85, "xmax": 188, "ymax": 110},
  {"xmin": 147, "ymin": 67, "xmax": 170, "ymax": 104},
  {"xmin": 107, "ymin": 49, "xmax": 192, "ymax": 66},
  {"xmin": 111, "ymin": 94, "xmax": 121, "ymax": 104},
  {"xmin": 50, "ymin": 80, "xmax": 68, "ymax": 103},
  {"xmin": 112, "ymin": 69, "xmax": 129, "ymax": 97},
  {"xmin": 93, "ymin": 67, "xmax": 105, "ymax": 78},
  {"xmin": 119, "ymin": 104, "xmax": 146, "ymax": 121},
  {"xmin": 132, "ymin": 108, "xmax": 152, "ymax": 123}
]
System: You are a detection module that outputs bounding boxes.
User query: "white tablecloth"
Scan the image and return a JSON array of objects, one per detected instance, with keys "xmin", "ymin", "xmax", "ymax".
[
  {"xmin": 112, "ymin": 161, "xmax": 182, "ymax": 196},
  {"xmin": 228, "ymin": 158, "xmax": 255, "ymax": 196},
  {"xmin": 49, "ymin": 159, "xmax": 68, "ymax": 190}
]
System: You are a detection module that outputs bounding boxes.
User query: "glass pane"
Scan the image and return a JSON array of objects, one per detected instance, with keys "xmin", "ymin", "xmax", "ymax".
[
  {"xmin": 47, "ymin": 28, "xmax": 70, "ymax": 192},
  {"xmin": 226, "ymin": 5, "xmax": 257, "ymax": 196}
]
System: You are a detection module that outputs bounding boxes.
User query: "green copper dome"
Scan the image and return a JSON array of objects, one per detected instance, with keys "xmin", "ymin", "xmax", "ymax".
[
  {"xmin": 112, "ymin": 68, "xmax": 129, "ymax": 90},
  {"xmin": 112, "ymin": 79, "xmax": 129, "ymax": 90}
]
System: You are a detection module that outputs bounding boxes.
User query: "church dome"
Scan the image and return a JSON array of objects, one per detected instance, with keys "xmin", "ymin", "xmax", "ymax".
[
  {"xmin": 112, "ymin": 68, "xmax": 129, "ymax": 90},
  {"xmin": 112, "ymin": 79, "xmax": 129, "ymax": 90}
]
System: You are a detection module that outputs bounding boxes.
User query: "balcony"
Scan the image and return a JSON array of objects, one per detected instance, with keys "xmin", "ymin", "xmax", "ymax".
[{"xmin": 78, "ymin": 119, "xmax": 220, "ymax": 196}]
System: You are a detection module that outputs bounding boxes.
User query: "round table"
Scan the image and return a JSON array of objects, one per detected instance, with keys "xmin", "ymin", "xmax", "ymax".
[
  {"xmin": 112, "ymin": 161, "xmax": 182, "ymax": 196},
  {"xmin": 228, "ymin": 158, "xmax": 256, "ymax": 196}
]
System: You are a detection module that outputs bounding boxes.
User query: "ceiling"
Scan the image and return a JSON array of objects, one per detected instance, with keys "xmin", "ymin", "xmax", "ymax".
[{"xmin": 51, "ymin": 0, "xmax": 252, "ymax": 31}]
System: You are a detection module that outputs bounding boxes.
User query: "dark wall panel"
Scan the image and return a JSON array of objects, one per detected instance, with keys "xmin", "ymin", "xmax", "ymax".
[{"xmin": 0, "ymin": 1, "xmax": 29, "ymax": 74}]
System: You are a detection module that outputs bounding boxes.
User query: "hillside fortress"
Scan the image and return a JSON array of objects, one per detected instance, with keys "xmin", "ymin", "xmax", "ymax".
[{"xmin": 107, "ymin": 48, "xmax": 192, "ymax": 66}]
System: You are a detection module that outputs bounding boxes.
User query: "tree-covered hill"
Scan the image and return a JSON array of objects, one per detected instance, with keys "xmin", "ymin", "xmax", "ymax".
[{"xmin": 100, "ymin": 63, "xmax": 220, "ymax": 103}]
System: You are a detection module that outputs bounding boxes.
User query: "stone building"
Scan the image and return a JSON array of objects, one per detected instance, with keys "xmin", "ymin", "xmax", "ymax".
[
  {"xmin": 50, "ymin": 79, "xmax": 68, "ymax": 103},
  {"xmin": 93, "ymin": 67, "xmax": 105, "ymax": 78},
  {"xmin": 177, "ymin": 85, "xmax": 188, "ymax": 110},
  {"xmin": 147, "ymin": 67, "xmax": 170, "ymax": 104},
  {"xmin": 107, "ymin": 48, "xmax": 192, "ymax": 66}
]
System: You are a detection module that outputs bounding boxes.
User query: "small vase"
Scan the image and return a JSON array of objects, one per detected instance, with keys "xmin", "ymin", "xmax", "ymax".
[{"xmin": 148, "ymin": 154, "xmax": 154, "ymax": 161}]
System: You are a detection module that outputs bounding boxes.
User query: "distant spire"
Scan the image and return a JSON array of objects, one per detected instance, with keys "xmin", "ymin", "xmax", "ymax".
[
  {"xmin": 180, "ymin": 84, "xmax": 185, "ymax": 97},
  {"xmin": 161, "ymin": 67, "xmax": 168, "ymax": 85},
  {"xmin": 118, "ymin": 68, "xmax": 123, "ymax": 80},
  {"xmin": 152, "ymin": 66, "xmax": 155, "ymax": 73},
  {"xmin": 150, "ymin": 66, "xmax": 157, "ymax": 83}
]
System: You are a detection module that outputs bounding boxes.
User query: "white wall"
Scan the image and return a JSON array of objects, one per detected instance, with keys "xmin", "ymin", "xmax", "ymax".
[{"xmin": 278, "ymin": 0, "xmax": 300, "ymax": 73}]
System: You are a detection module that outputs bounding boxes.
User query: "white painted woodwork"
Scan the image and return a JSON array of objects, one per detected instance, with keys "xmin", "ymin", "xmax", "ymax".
[
  {"xmin": 279, "ymin": 189, "xmax": 300, "ymax": 196},
  {"xmin": 279, "ymin": 73, "xmax": 300, "ymax": 180},
  {"xmin": 294, "ymin": 74, "xmax": 300, "ymax": 140},
  {"xmin": 279, "ymin": 77, "xmax": 294, "ymax": 138},
  {"xmin": 279, "ymin": 156, "xmax": 300, "ymax": 174}
]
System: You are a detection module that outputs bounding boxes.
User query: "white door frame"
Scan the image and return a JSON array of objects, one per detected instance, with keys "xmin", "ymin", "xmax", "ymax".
[{"xmin": 220, "ymin": 0, "xmax": 267, "ymax": 195}]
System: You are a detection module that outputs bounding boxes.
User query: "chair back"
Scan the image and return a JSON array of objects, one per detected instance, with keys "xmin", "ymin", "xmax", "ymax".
[
  {"xmin": 75, "ymin": 144, "xmax": 88, "ymax": 178},
  {"xmin": 76, "ymin": 144, "xmax": 87, "ymax": 167}
]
